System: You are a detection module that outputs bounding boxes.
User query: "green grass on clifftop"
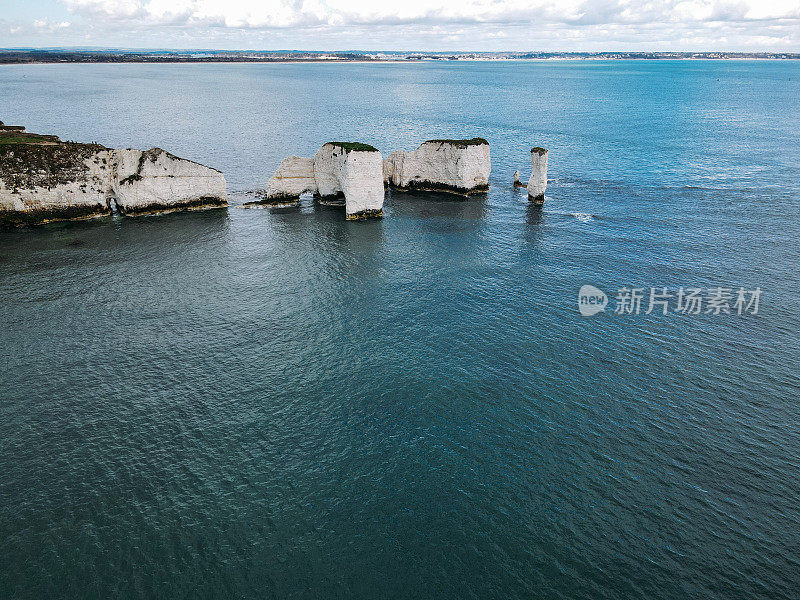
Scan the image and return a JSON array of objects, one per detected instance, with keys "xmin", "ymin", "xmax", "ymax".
[
  {"xmin": 0, "ymin": 133, "xmax": 61, "ymax": 145},
  {"xmin": 426, "ymin": 138, "xmax": 489, "ymax": 148},
  {"xmin": 327, "ymin": 141, "xmax": 378, "ymax": 153}
]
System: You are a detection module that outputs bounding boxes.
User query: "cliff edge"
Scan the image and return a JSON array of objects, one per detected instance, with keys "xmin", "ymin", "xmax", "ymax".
[{"xmin": 0, "ymin": 123, "xmax": 227, "ymax": 226}]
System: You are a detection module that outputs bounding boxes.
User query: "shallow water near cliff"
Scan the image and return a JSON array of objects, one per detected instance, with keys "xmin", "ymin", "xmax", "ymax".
[{"xmin": 1, "ymin": 61, "xmax": 800, "ymax": 599}]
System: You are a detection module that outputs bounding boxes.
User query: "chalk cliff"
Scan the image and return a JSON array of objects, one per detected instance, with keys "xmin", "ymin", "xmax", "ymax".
[
  {"xmin": 384, "ymin": 138, "xmax": 490, "ymax": 195},
  {"xmin": 260, "ymin": 142, "xmax": 384, "ymax": 220},
  {"xmin": 527, "ymin": 147, "xmax": 548, "ymax": 204},
  {"xmin": 1, "ymin": 140, "xmax": 114, "ymax": 226},
  {"xmin": 263, "ymin": 156, "xmax": 316, "ymax": 202},
  {"xmin": 0, "ymin": 124, "xmax": 227, "ymax": 226},
  {"xmin": 113, "ymin": 148, "xmax": 226, "ymax": 215}
]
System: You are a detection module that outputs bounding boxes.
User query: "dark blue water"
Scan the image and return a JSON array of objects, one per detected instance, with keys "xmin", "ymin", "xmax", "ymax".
[{"xmin": 1, "ymin": 61, "xmax": 799, "ymax": 599}]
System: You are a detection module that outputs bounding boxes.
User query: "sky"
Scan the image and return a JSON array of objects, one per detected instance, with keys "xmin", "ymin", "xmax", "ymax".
[{"xmin": 1, "ymin": 0, "xmax": 799, "ymax": 51}]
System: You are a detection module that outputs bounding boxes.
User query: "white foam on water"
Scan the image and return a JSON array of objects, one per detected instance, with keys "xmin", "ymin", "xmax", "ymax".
[{"xmin": 544, "ymin": 210, "xmax": 597, "ymax": 222}]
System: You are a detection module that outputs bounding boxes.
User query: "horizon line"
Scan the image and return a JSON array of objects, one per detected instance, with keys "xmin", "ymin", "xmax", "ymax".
[{"xmin": 2, "ymin": 48, "xmax": 799, "ymax": 55}]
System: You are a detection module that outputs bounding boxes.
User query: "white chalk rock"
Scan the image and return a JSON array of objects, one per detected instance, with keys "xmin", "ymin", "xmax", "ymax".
[
  {"xmin": 383, "ymin": 157, "xmax": 394, "ymax": 184},
  {"xmin": 262, "ymin": 142, "xmax": 384, "ymax": 219},
  {"xmin": 0, "ymin": 125, "xmax": 228, "ymax": 226},
  {"xmin": 384, "ymin": 138, "xmax": 490, "ymax": 195},
  {"xmin": 112, "ymin": 148, "xmax": 227, "ymax": 214},
  {"xmin": 313, "ymin": 143, "xmax": 384, "ymax": 219},
  {"xmin": 264, "ymin": 156, "xmax": 316, "ymax": 200},
  {"xmin": 527, "ymin": 147, "xmax": 548, "ymax": 203},
  {"xmin": 0, "ymin": 145, "xmax": 115, "ymax": 225}
]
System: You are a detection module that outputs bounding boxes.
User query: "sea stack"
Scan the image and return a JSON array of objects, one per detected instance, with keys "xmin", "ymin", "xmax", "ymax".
[
  {"xmin": 384, "ymin": 138, "xmax": 490, "ymax": 196},
  {"xmin": 263, "ymin": 156, "xmax": 316, "ymax": 203},
  {"xmin": 527, "ymin": 147, "xmax": 548, "ymax": 204},
  {"xmin": 0, "ymin": 123, "xmax": 226, "ymax": 226},
  {"xmin": 313, "ymin": 143, "xmax": 384, "ymax": 219},
  {"xmin": 260, "ymin": 142, "xmax": 384, "ymax": 220},
  {"xmin": 112, "ymin": 148, "xmax": 226, "ymax": 215},
  {"xmin": 513, "ymin": 170, "xmax": 525, "ymax": 187}
]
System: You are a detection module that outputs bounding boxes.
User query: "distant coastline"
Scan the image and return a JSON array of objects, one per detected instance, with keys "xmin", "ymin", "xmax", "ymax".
[{"xmin": 1, "ymin": 49, "xmax": 799, "ymax": 64}]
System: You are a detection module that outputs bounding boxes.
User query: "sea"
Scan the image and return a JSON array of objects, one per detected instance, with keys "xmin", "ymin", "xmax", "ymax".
[{"xmin": 1, "ymin": 60, "xmax": 799, "ymax": 599}]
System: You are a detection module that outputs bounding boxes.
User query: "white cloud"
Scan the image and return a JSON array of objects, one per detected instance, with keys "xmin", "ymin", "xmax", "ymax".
[
  {"xmin": 59, "ymin": 0, "xmax": 800, "ymax": 28},
  {"xmin": 62, "ymin": 0, "xmax": 142, "ymax": 19},
  {"xmin": 33, "ymin": 19, "xmax": 72, "ymax": 31},
  {"xmin": 7, "ymin": 0, "xmax": 798, "ymax": 49}
]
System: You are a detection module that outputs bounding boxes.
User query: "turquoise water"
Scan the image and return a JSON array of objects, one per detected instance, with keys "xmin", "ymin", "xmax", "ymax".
[{"xmin": 1, "ymin": 61, "xmax": 799, "ymax": 599}]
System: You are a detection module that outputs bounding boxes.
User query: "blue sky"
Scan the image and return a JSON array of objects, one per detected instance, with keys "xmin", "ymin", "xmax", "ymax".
[{"xmin": 2, "ymin": 0, "xmax": 799, "ymax": 51}]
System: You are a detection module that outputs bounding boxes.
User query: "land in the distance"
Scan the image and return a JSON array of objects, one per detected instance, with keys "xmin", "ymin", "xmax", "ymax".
[{"xmin": 1, "ymin": 49, "xmax": 798, "ymax": 64}]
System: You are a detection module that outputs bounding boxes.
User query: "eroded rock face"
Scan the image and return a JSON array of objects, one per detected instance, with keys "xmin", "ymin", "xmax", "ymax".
[
  {"xmin": 261, "ymin": 142, "xmax": 384, "ymax": 220},
  {"xmin": 314, "ymin": 144, "xmax": 384, "ymax": 219},
  {"xmin": 384, "ymin": 138, "xmax": 490, "ymax": 195},
  {"xmin": 0, "ymin": 142, "xmax": 115, "ymax": 226},
  {"xmin": 263, "ymin": 156, "xmax": 316, "ymax": 201},
  {"xmin": 527, "ymin": 147, "xmax": 548, "ymax": 204},
  {"xmin": 113, "ymin": 148, "xmax": 227, "ymax": 215},
  {"xmin": 0, "ymin": 126, "xmax": 227, "ymax": 226}
]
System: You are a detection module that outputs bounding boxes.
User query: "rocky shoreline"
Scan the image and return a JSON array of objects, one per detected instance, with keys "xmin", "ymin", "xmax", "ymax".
[{"xmin": 1, "ymin": 123, "xmax": 550, "ymax": 227}]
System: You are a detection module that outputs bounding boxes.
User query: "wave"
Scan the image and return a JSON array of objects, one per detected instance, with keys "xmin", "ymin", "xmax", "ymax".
[{"xmin": 544, "ymin": 210, "xmax": 597, "ymax": 222}]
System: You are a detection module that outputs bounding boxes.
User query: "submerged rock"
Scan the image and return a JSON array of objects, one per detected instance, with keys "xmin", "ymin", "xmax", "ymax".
[
  {"xmin": 0, "ymin": 124, "xmax": 226, "ymax": 227},
  {"xmin": 384, "ymin": 138, "xmax": 490, "ymax": 196},
  {"xmin": 527, "ymin": 147, "xmax": 548, "ymax": 204},
  {"xmin": 261, "ymin": 142, "xmax": 384, "ymax": 220}
]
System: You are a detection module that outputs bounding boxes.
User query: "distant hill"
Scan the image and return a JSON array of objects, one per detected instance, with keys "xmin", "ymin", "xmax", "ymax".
[{"xmin": 1, "ymin": 49, "xmax": 798, "ymax": 64}]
